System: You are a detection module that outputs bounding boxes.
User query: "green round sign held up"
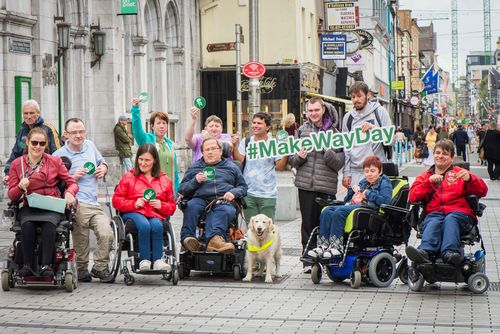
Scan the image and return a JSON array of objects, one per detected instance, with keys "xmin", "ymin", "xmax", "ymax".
[
  {"xmin": 193, "ymin": 96, "xmax": 207, "ymax": 109},
  {"xmin": 139, "ymin": 92, "xmax": 150, "ymax": 103},
  {"xmin": 143, "ymin": 188, "xmax": 157, "ymax": 201},
  {"xmin": 203, "ymin": 166, "xmax": 216, "ymax": 180},
  {"xmin": 83, "ymin": 162, "xmax": 96, "ymax": 175},
  {"xmin": 276, "ymin": 130, "xmax": 289, "ymax": 142}
]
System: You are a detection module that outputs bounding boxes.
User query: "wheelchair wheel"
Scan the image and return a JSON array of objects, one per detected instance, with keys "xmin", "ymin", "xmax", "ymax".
[
  {"xmin": 368, "ymin": 252, "xmax": 396, "ymax": 288},
  {"xmin": 1, "ymin": 270, "xmax": 9, "ymax": 291},
  {"xmin": 397, "ymin": 258, "xmax": 409, "ymax": 284},
  {"xmin": 233, "ymin": 265, "xmax": 242, "ymax": 280},
  {"xmin": 178, "ymin": 262, "xmax": 190, "ymax": 279},
  {"xmin": 164, "ymin": 220, "xmax": 178, "ymax": 265},
  {"xmin": 108, "ymin": 216, "xmax": 124, "ymax": 282},
  {"xmin": 124, "ymin": 275, "xmax": 135, "ymax": 286},
  {"xmin": 467, "ymin": 273, "xmax": 489, "ymax": 294},
  {"xmin": 350, "ymin": 270, "xmax": 361, "ymax": 289},
  {"xmin": 311, "ymin": 264, "xmax": 322, "ymax": 284},
  {"xmin": 172, "ymin": 265, "xmax": 179, "ymax": 286},
  {"xmin": 408, "ymin": 267, "xmax": 424, "ymax": 292},
  {"xmin": 64, "ymin": 272, "xmax": 74, "ymax": 293}
]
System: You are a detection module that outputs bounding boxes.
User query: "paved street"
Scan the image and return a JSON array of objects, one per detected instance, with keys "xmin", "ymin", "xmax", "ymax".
[{"xmin": 0, "ymin": 155, "xmax": 499, "ymax": 333}]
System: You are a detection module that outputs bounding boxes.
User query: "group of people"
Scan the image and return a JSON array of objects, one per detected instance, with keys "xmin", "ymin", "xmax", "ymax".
[{"xmin": 1, "ymin": 78, "xmax": 489, "ymax": 281}]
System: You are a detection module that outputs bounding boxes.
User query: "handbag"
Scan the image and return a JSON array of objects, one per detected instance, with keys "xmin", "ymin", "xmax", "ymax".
[
  {"xmin": 414, "ymin": 147, "xmax": 422, "ymax": 159},
  {"xmin": 479, "ymin": 148, "xmax": 485, "ymax": 160}
]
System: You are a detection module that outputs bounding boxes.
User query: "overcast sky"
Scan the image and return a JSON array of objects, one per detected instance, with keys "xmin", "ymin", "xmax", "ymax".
[{"xmin": 398, "ymin": 0, "xmax": 500, "ymax": 80}]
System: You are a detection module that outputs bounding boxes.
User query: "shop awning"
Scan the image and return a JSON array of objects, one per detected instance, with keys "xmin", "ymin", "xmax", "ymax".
[{"xmin": 305, "ymin": 92, "xmax": 353, "ymax": 111}]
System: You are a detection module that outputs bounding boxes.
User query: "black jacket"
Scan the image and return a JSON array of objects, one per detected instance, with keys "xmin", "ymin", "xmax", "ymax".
[
  {"xmin": 481, "ymin": 129, "xmax": 500, "ymax": 160},
  {"xmin": 452, "ymin": 128, "xmax": 469, "ymax": 147}
]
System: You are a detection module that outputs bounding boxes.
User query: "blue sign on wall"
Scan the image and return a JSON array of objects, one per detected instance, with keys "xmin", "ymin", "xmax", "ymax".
[{"xmin": 321, "ymin": 34, "xmax": 346, "ymax": 60}]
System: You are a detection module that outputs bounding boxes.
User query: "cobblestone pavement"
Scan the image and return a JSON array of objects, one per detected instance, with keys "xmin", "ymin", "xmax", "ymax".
[{"xmin": 0, "ymin": 155, "xmax": 499, "ymax": 333}]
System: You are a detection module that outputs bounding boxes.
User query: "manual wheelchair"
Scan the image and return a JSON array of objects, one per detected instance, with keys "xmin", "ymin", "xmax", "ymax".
[
  {"xmin": 177, "ymin": 196, "xmax": 247, "ymax": 280},
  {"xmin": 1, "ymin": 201, "xmax": 78, "ymax": 292},
  {"xmin": 302, "ymin": 163, "xmax": 411, "ymax": 288},
  {"xmin": 404, "ymin": 195, "xmax": 489, "ymax": 294}
]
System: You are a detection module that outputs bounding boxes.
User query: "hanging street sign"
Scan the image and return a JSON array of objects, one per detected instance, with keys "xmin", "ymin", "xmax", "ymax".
[
  {"xmin": 325, "ymin": 1, "xmax": 359, "ymax": 31},
  {"xmin": 118, "ymin": 0, "xmax": 137, "ymax": 15},
  {"xmin": 206, "ymin": 42, "xmax": 236, "ymax": 52},
  {"xmin": 355, "ymin": 29, "xmax": 374, "ymax": 49},
  {"xmin": 320, "ymin": 34, "xmax": 347, "ymax": 60},
  {"xmin": 242, "ymin": 61, "xmax": 266, "ymax": 79}
]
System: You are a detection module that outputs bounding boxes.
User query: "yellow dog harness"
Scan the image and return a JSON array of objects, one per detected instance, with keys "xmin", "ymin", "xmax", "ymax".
[{"xmin": 247, "ymin": 234, "xmax": 275, "ymax": 252}]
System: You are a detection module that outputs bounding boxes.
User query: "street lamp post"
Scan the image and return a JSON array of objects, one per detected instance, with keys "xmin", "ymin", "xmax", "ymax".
[{"xmin": 248, "ymin": 0, "xmax": 260, "ymax": 123}]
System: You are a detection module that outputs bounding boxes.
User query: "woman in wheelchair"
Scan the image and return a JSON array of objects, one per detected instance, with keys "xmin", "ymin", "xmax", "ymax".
[
  {"xmin": 7, "ymin": 128, "xmax": 78, "ymax": 277},
  {"xmin": 406, "ymin": 139, "xmax": 488, "ymax": 266},
  {"xmin": 112, "ymin": 143, "xmax": 176, "ymax": 272},
  {"xmin": 308, "ymin": 156, "xmax": 392, "ymax": 260}
]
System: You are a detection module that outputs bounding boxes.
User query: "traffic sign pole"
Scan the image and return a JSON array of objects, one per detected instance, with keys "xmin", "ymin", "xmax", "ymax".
[
  {"xmin": 236, "ymin": 24, "xmax": 242, "ymax": 136},
  {"xmin": 249, "ymin": 0, "xmax": 260, "ymax": 125}
]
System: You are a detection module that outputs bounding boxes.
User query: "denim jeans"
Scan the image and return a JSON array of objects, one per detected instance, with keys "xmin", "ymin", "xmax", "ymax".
[
  {"xmin": 122, "ymin": 212, "xmax": 163, "ymax": 261},
  {"xmin": 419, "ymin": 211, "xmax": 474, "ymax": 256},
  {"xmin": 180, "ymin": 198, "xmax": 236, "ymax": 242},
  {"xmin": 319, "ymin": 205, "xmax": 360, "ymax": 240}
]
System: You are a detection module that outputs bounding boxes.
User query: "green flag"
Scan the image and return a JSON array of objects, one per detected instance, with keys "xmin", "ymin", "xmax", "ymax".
[{"xmin": 120, "ymin": 0, "xmax": 137, "ymax": 15}]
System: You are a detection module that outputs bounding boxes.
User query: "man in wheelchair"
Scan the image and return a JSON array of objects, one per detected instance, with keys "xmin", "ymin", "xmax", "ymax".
[
  {"xmin": 179, "ymin": 138, "xmax": 247, "ymax": 253},
  {"xmin": 406, "ymin": 139, "xmax": 488, "ymax": 266}
]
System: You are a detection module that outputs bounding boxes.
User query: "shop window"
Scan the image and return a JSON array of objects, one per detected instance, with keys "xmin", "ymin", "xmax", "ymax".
[{"xmin": 226, "ymin": 99, "xmax": 288, "ymax": 137}]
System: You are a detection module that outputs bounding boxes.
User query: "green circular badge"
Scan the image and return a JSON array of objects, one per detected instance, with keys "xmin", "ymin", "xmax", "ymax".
[
  {"xmin": 139, "ymin": 92, "xmax": 150, "ymax": 103},
  {"xmin": 83, "ymin": 162, "xmax": 96, "ymax": 175},
  {"xmin": 276, "ymin": 130, "xmax": 289, "ymax": 142},
  {"xmin": 143, "ymin": 188, "xmax": 157, "ymax": 201},
  {"xmin": 193, "ymin": 96, "xmax": 207, "ymax": 109},
  {"xmin": 203, "ymin": 166, "xmax": 216, "ymax": 180}
]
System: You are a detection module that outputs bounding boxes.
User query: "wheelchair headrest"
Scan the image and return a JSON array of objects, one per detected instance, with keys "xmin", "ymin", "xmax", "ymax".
[
  {"xmin": 221, "ymin": 141, "xmax": 233, "ymax": 158},
  {"xmin": 383, "ymin": 163, "xmax": 398, "ymax": 177},
  {"xmin": 60, "ymin": 156, "xmax": 72, "ymax": 171},
  {"xmin": 389, "ymin": 177, "xmax": 410, "ymax": 209}
]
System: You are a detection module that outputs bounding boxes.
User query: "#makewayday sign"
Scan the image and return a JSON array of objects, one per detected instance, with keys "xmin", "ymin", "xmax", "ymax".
[
  {"xmin": 246, "ymin": 126, "xmax": 395, "ymax": 160},
  {"xmin": 83, "ymin": 162, "xmax": 96, "ymax": 175},
  {"xmin": 203, "ymin": 166, "xmax": 216, "ymax": 180},
  {"xmin": 143, "ymin": 188, "xmax": 157, "ymax": 201}
]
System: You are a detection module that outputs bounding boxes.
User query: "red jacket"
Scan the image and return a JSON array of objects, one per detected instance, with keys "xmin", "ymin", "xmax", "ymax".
[
  {"xmin": 8, "ymin": 153, "xmax": 78, "ymax": 202},
  {"xmin": 409, "ymin": 165, "xmax": 488, "ymax": 219},
  {"xmin": 112, "ymin": 169, "xmax": 176, "ymax": 220}
]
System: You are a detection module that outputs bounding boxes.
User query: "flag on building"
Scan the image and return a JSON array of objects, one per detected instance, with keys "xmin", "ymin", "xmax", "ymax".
[
  {"xmin": 490, "ymin": 68, "xmax": 500, "ymax": 89},
  {"xmin": 421, "ymin": 65, "xmax": 439, "ymax": 95}
]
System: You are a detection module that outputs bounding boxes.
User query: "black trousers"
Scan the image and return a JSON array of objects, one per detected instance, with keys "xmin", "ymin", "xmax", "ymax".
[
  {"xmin": 487, "ymin": 159, "xmax": 500, "ymax": 180},
  {"xmin": 21, "ymin": 221, "xmax": 56, "ymax": 268},
  {"xmin": 456, "ymin": 145, "xmax": 467, "ymax": 161},
  {"xmin": 298, "ymin": 189, "xmax": 335, "ymax": 254}
]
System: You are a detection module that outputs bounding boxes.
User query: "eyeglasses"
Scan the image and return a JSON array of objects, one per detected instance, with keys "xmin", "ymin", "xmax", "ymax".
[
  {"xmin": 30, "ymin": 140, "xmax": 46, "ymax": 147},
  {"xmin": 203, "ymin": 147, "xmax": 221, "ymax": 153},
  {"xmin": 67, "ymin": 130, "xmax": 86, "ymax": 136}
]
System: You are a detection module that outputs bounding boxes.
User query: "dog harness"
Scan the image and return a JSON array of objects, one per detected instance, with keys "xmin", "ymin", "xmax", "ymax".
[{"xmin": 247, "ymin": 234, "xmax": 275, "ymax": 252}]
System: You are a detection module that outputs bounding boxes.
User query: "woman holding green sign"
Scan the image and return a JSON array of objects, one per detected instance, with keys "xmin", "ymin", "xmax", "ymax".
[
  {"xmin": 130, "ymin": 98, "xmax": 180, "ymax": 195},
  {"xmin": 113, "ymin": 143, "xmax": 176, "ymax": 272},
  {"xmin": 8, "ymin": 128, "xmax": 78, "ymax": 277}
]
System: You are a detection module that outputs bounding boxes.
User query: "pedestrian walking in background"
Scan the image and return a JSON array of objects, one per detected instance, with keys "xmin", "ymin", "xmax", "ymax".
[
  {"xmin": 130, "ymin": 98, "xmax": 180, "ymax": 196},
  {"xmin": 3, "ymin": 99, "xmax": 62, "ymax": 185},
  {"xmin": 479, "ymin": 122, "xmax": 500, "ymax": 180},
  {"xmin": 114, "ymin": 115, "xmax": 134, "ymax": 175},
  {"xmin": 280, "ymin": 113, "xmax": 298, "ymax": 136},
  {"xmin": 477, "ymin": 123, "xmax": 488, "ymax": 166},
  {"xmin": 289, "ymin": 97, "xmax": 344, "ymax": 274},
  {"xmin": 423, "ymin": 125, "xmax": 438, "ymax": 168},
  {"xmin": 451, "ymin": 125, "xmax": 469, "ymax": 161}
]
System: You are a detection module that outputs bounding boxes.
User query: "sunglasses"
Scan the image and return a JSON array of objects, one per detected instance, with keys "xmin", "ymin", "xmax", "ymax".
[{"xmin": 30, "ymin": 140, "xmax": 47, "ymax": 147}]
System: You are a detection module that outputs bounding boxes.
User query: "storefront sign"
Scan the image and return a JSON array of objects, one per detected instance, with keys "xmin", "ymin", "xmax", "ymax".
[
  {"xmin": 320, "ymin": 34, "xmax": 346, "ymax": 60},
  {"xmin": 9, "ymin": 39, "xmax": 31, "ymax": 54},
  {"xmin": 247, "ymin": 126, "xmax": 395, "ymax": 161},
  {"xmin": 207, "ymin": 42, "xmax": 235, "ymax": 52},
  {"xmin": 119, "ymin": 0, "xmax": 137, "ymax": 15},
  {"xmin": 300, "ymin": 69, "xmax": 321, "ymax": 93},
  {"xmin": 325, "ymin": 1, "xmax": 359, "ymax": 31},
  {"xmin": 391, "ymin": 80, "xmax": 405, "ymax": 90},
  {"xmin": 241, "ymin": 76, "xmax": 277, "ymax": 94},
  {"xmin": 355, "ymin": 29, "xmax": 374, "ymax": 49}
]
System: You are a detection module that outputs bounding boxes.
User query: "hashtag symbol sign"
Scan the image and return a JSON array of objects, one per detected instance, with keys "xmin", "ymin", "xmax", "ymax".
[{"xmin": 247, "ymin": 142, "xmax": 259, "ymax": 160}]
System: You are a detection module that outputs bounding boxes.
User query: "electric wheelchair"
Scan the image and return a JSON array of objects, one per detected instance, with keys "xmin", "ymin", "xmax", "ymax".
[
  {"xmin": 1, "ymin": 201, "xmax": 78, "ymax": 292},
  {"xmin": 301, "ymin": 163, "xmax": 412, "ymax": 288},
  {"xmin": 404, "ymin": 195, "xmax": 489, "ymax": 294},
  {"xmin": 177, "ymin": 196, "xmax": 247, "ymax": 280}
]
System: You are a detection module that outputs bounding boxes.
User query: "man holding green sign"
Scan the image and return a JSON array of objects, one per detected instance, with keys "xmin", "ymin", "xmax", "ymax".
[{"xmin": 53, "ymin": 118, "xmax": 113, "ymax": 283}]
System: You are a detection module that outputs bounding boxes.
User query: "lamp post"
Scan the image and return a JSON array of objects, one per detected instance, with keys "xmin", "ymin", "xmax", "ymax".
[
  {"xmin": 54, "ymin": 18, "xmax": 71, "ymax": 134},
  {"xmin": 91, "ymin": 30, "xmax": 106, "ymax": 68}
]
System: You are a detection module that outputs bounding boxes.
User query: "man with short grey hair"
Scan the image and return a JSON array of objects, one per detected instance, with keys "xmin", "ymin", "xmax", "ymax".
[{"xmin": 3, "ymin": 99, "xmax": 61, "ymax": 184}]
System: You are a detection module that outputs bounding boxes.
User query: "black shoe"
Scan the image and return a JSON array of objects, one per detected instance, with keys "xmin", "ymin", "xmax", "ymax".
[
  {"xmin": 39, "ymin": 265, "xmax": 54, "ymax": 277},
  {"xmin": 18, "ymin": 265, "xmax": 33, "ymax": 277},
  {"xmin": 406, "ymin": 246, "xmax": 430, "ymax": 264},
  {"xmin": 91, "ymin": 267, "xmax": 113, "ymax": 283},
  {"xmin": 78, "ymin": 270, "xmax": 92, "ymax": 282},
  {"xmin": 442, "ymin": 252, "xmax": 463, "ymax": 266}
]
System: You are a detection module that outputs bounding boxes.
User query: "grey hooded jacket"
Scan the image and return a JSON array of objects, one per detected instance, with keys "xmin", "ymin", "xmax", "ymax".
[
  {"xmin": 341, "ymin": 101, "xmax": 393, "ymax": 177},
  {"xmin": 289, "ymin": 102, "xmax": 345, "ymax": 195}
]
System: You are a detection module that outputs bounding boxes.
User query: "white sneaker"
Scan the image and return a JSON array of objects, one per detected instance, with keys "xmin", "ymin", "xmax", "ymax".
[
  {"xmin": 153, "ymin": 259, "xmax": 171, "ymax": 272},
  {"xmin": 307, "ymin": 247, "xmax": 322, "ymax": 258},
  {"xmin": 330, "ymin": 248, "xmax": 342, "ymax": 257},
  {"xmin": 139, "ymin": 260, "xmax": 151, "ymax": 271},
  {"xmin": 302, "ymin": 266, "xmax": 312, "ymax": 274}
]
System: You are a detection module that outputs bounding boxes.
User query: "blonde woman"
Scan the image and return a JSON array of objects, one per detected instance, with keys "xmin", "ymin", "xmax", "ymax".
[
  {"xmin": 280, "ymin": 113, "xmax": 297, "ymax": 136},
  {"xmin": 423, "ymin": 125, "xmax": 438, "ymax": 167}
]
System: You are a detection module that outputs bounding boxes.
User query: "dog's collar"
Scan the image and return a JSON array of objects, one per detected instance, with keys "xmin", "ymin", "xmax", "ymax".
[{"xmin": 247, "ymin": 234, "xmax": 274, "ymax": 252}]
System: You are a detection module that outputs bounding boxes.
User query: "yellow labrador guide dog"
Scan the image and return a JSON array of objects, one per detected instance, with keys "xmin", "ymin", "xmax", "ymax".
[{"xmin": 243, "ymin": 214, "xmax": 282, "ymax": 283}]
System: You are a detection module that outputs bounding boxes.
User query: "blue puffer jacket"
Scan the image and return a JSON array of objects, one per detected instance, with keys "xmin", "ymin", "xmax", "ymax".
[
  {"xmin": 179, "ymin": 157, "xmax": 247, "ymax": 201},
  {"xmin": 4, "ymin": 117, "xmax": 62, "ymax": 175},
  {"xmin": 344, "ymin": 174, "xmax": 392, "ymax": 209}
]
